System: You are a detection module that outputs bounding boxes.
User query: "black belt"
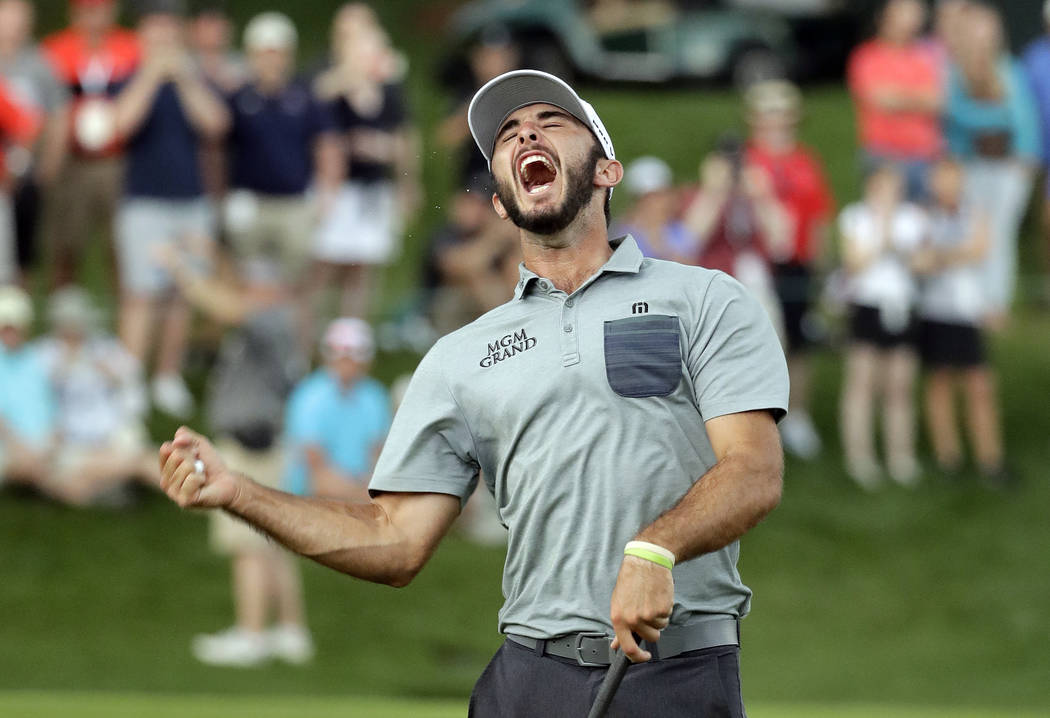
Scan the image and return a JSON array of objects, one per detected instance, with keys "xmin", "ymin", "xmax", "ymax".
[{"xmin": 506, "ymin": 617, "xmax": 739, "ymax": 667}]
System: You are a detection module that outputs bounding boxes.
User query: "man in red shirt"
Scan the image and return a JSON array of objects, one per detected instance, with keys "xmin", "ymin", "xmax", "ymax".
[
  {"xmin": 745, "ymin": 80, "xmax": 833, "ymax": 460},
  {"xmin": 0, "ymin": 76, "xmax": 40, "ymax": 284},
  {"xmin": 41, "ymin": 0, "xmax": 139, "ymax": 288},
  {"xmin": 847, "ymin": 0, "xmax": 942, "ymax": 200}
]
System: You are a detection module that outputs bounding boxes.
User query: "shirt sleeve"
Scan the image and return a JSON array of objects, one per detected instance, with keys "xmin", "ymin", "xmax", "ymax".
[
  {"xmin": 368, "ymin": 342, "xmax": 480, "ymax": 506},
  {"xmin": 685, "ymin": 271, "xmax": 789, "ymax": 423}
]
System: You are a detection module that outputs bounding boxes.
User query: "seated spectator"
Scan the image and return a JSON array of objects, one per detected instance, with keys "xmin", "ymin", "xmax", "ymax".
[
  {"xmin": 41, "ymin": 0, "xmax": 140, "ymax": 290},
  {"xmin": 838, "ymin": 164, "xmax": 926, "ymax": 489},
  {"xmin": 0, "ymin": 74, "xmax": 41, "ymax": 285},
  {"xmin": 613, "ymin": 156, "xmax": 695, "ymax": 263},
  {"xmin": 423, "ymin": 176, "xmax": 519, "ymax": 335},
  {"xmin": 914, "ymin": 157, "xmax": 1008, "ymax": 485},
  {"xmin": 847, "ymin": 0, "xmax": 942, "ymax": 200},
  {"xmin": 161, "ymin": 246, "xmax": 310, "ymax": 668},
  {"xmin": 0, "ymin": 285, "xmax": 54, "ymax": 490},
  {"xmin": 745, "ymin": 80, "xmax": 834, "ymax": 460},
  {"xmin": 310, "ymin": 3, "xmax": 421, "ymax": 319},
  {"xmin": 112, "ymin": 0, "xmax": 230, "ymax": 418},
  {"xmin": 284, "ymin": 318, "xmax": 390, "ymax": 501},
  {"xmin": 0, "ymin": 0, "xmax": 70, "ymax": 284},
  {"xmin": 682, "ymin": 134, "xmax": 790, "ymax": 338},
  {"xmin": 35, "ymin": 286, "xmax": 156, "ymax": 506}
]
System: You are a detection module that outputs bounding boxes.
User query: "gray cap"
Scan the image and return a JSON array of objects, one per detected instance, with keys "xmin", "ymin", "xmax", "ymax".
[{"xmin": 468, "ymin": 70, "xmax": 615, "ymax": 171}]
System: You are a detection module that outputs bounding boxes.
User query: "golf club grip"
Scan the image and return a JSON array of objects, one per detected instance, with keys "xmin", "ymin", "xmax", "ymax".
[{"xmin": 586, "ymin": 650, "xmax": 631, "ymax": 718}]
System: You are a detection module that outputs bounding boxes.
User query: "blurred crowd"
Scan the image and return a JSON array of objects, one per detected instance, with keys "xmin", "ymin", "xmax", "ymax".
[{"xmin": 2, "ymin": 0, "xmax": 1049, "ymax": 665}]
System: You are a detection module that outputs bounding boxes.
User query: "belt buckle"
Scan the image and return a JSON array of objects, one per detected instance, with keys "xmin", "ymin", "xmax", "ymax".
[{"xmin": 573, "ymin": 632, "xmax": 610, "ymax": 667}]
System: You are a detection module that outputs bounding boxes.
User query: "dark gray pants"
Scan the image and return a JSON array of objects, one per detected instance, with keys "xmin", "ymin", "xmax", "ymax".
[{"xmin": 468, "ymin": 639, "xmax": 746, "ymax": 717}]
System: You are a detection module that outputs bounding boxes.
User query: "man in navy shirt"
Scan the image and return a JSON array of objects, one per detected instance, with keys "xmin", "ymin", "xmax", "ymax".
[
  {"xmin": 112, "ymin": 0, "xmax": 228, "ymax": 417},
  {"xmin": 222, "ymin": 12, "xmax": 342, "ymax": 297}
]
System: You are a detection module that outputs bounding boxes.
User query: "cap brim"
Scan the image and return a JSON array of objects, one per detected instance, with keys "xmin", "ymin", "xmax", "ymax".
[{"xmin": 468, "ymin": 70, "xmax": 601, "ymax": 167}]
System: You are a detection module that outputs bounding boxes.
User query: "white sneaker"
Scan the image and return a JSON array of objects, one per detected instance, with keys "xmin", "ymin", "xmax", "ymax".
[
  {"xmin": 191, "ymin": 627, "xmax": 269, "ymax": 667},
  {"xmin": 151, "ymin": 373, "xmax": 195, "ymax": 418},
  {"xmin": 266, "ymin": 624, "xmax": 314, "ymax": 664},
  {"xmin": 846, "ymin": 457, "xmax": 883, "ymax": 492},
  {"xmin": 888, "ymin": 456, "xmax": 921, "ymax": 488},
  {"xmin": 780, "ymin": 412, "xmax": 822, "ymax": 460}
]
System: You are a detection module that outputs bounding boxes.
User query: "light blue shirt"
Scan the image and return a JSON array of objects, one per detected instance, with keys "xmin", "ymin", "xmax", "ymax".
[
  {"xmin": 1021, "ymin": 36, "xmax": 1050, "ymax": 166},
  {"xmin": 282, "ymin": 371, "xmax": 391, "ymax": 496},
  {"xmin": 0, "ymin": 343, "xmax": 55, "ymax": 448},
  {"xmin": 944, "ymin": 56, "xmax": 1042, "ymax": 163}
]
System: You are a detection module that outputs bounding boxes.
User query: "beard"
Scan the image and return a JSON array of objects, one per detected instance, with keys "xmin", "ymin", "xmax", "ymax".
[{"xmin": 495, "ymin": 145, "xmax": 602, "ymax": 237}]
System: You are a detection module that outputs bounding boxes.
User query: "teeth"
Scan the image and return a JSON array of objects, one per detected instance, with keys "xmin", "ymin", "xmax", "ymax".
[{"xmin": 519, "ymin": 154, "xmax": 555, "ymax": 174}]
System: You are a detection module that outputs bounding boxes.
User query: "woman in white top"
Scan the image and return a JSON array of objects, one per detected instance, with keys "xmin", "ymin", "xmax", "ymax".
[
  {"xmin": 838, "ymin": 164, "xmax": 927, "ymax": 489},
  {"xmin": 914, "ymin": 157, "xmax": 1007, "ymax": 484}
]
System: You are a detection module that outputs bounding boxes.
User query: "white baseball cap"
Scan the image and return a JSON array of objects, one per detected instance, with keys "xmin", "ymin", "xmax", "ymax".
[
  {"xmin": 322, "ymin": 318, "xmax": 375, "ymax": 362},
  {"xmin": 0, "ymin": 285, "xmax": 32, "ymax": 329},
  {"xmin": 624, "ymin": 156, "xmax": 672, "ymax": 197},
  {"xmin": 468, "ymin": 69, "xmax": 615, "ymax": 171},
  {"xmin": 244, "ymin": 11, "xmax": 297, "ymax": 51}
]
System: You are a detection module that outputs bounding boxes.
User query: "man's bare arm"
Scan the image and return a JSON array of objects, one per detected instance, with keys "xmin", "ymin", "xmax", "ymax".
[
  {"xmin": 160, "ymin": 427, "xmax": 461, "ymax": 587},
  {"xmin": 636, "ymin": 410, "xmax": 783, "ymax": 559},
  {"xmin": 609, "ymin": 410, "xmax": 783, "ymax": 662}
]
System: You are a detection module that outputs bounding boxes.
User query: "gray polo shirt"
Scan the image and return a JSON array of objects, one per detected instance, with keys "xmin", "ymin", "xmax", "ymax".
[{"xmin": 370, "ymin": 236, "xmax": 788, "ymax": 639}]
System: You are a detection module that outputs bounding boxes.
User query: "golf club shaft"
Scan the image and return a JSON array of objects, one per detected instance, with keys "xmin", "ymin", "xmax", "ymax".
[{"xmin": 586, "ymin": 649, "xmax": 630, "ymax": 718}]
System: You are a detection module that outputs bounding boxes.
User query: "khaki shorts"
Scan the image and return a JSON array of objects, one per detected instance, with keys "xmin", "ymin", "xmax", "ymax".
[
  {"xmin": 42, "ymin": 156, "xmax": 123, "ymax": 261},
  {"xmin": 51, "ymin": 424, "xmax": 148, "ymax": 484},
  {"xmin": 224, "ymin": 191, "xmax": 315, "ymax": 285},
  {"xmin": 208, "ymin": 438, "xmax": 285, "ymax": 556}
]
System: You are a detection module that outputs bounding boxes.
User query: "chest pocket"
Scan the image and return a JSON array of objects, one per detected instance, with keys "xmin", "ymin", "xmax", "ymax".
[{"xmin": 604, "ymin": 315, "xmax": 682, "ymax": 398}]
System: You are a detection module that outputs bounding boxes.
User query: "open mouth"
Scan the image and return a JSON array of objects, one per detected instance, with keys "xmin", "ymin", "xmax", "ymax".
[{"xmin": 518, "ymin": 152, "xmax": 557, "ymax": 195}]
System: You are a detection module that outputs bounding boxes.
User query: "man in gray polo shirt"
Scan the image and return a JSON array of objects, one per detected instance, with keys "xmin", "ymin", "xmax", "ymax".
[{"xmin": 160, "ymin": 70, "xmax": 788, "ymax": 716}]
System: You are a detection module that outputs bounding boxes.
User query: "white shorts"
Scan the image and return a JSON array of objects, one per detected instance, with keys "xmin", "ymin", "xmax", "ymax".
[
  {"xmin": 116, "ymin": 197, "xmax": 214, "ymax": 295},
  {"xmin": 313, "ymin": 181, "xmax": 400, "ymax": 265}
]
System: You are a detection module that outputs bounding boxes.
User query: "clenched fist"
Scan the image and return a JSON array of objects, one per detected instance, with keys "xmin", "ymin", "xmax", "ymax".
[{"xmin": 158, "ymin": 427, "xmax": 241, "ymax": 510}]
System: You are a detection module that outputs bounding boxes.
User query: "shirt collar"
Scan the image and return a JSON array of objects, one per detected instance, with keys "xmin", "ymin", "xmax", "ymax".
[{"xmin": 513, "ymin": 235, "xmax": 644, "ymax": 300}]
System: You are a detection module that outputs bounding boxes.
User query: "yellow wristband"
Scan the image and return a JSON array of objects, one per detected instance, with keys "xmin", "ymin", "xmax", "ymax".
[{"xmin": 624, "ymin": 541, "xmax": 675, "ymax": 570}]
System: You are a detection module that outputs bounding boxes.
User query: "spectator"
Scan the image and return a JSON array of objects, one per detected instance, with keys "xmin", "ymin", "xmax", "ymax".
[
  {"xmin": 682, "ymin": 134, "xmax": 790, "ymax": 339},
  {"xmin": 436, "ymin": 24, "xmax": 520, "ymax": 189},
  {"xmin": 35, "ymin": 286, "xmax": 156, "ymax": 505},
  {"xmin": 311, "ymin": 3, "xmax": 421, "ymax": 319},
  {"xmin": 926, "ymin": 0, "xmax": 971, "ymax": 69},
  {"xmin": 0, "ymin": 285, "xmax": 54, "ymax": 491},
  {"xmin": 112, "ymin": 0, "xmax": 229, "ymax": 418},
  {"xmin": 848, "ymin": 0, "xmax": 942, "ymax": 200},
  {"xmin": 613, "ymin": 156, "xmax": 695, "ymax": 263},
  {"xmin": 0, "ymin": 0, "xmax": 70, "ymax": 283},
  {"xmin": 161, "ymin": 247, "xmax": 309, "ymax": 667},
  {"xmin": 222, "ymin": 11, "xmax": 342, "ymax": 350},
  {"xmin": 188, "ymin": 1, "xmax": 246, "ymax": 94},
  {"xmin": 745, "ymin": 80, "xmax": 834, "ymax": 460},
  {"xmin": 0, "ymin": 76, "xmax": 40, "ymax": 286},
  {"xmin": 838, "ymin": 164, "xmax": 926, "ymax": 489},
  {"xmin": 41, "ymin": 0, "xmax": 140, "ymax": 289},
  {"xmin": 1021, "ymin": 0, "xmax": 1050, "ymax": 297},
  {"xmin": 283, "ymin": 318, "xmax": 390, "ymax": 501},
  {"xmin": 423, "ymin": 176, "xmax": 519, "ymax": 335},
  {"xmin": 223, "ymin": 12, "xmax": 341, "ymax": 283},
  {"xmin": 188, "ymin": 1, "xmax": 247, "ymax": 202},
  {"xmin": 945, "ymin": 3, "xmax": 1040, "ymax": 324},
  {"xmin": 913, "ymin": 157, "xmax": 1007, "ymax": 484}
]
